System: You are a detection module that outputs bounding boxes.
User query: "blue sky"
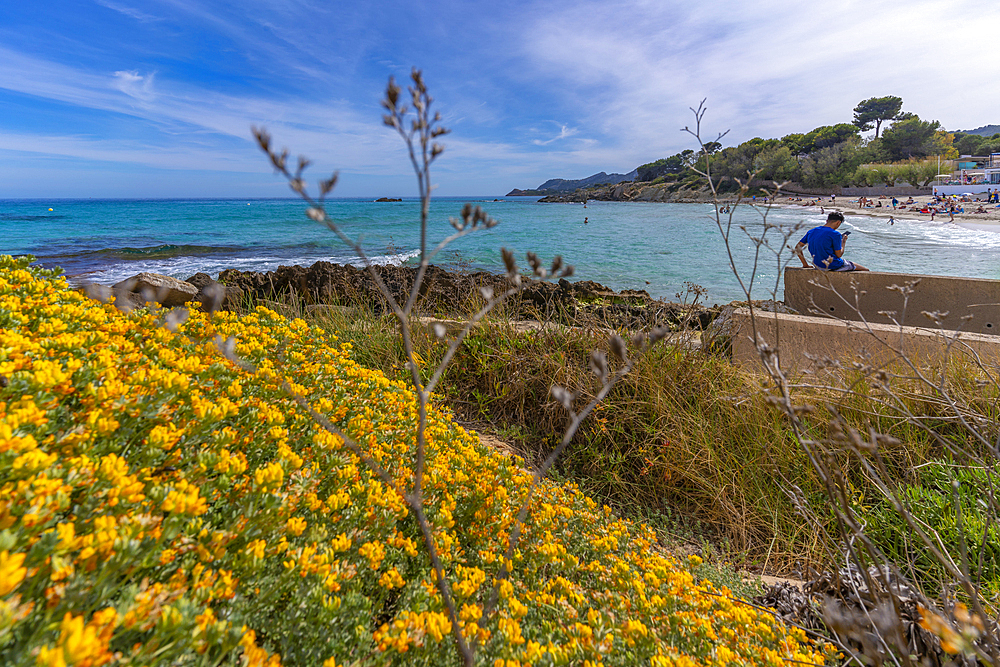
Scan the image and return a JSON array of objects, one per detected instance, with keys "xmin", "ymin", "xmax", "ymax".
[{"xmin": 2, "ymin": 0, "xmax": 999, "ymax": 198}]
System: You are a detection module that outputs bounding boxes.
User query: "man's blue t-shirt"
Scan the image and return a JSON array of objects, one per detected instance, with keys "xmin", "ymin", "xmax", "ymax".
[{"xmin": 800, "ymin": 226, "xmax": 844, "ymax": 270}]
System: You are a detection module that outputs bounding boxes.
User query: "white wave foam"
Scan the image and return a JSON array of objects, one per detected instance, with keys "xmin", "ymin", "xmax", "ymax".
[
  {"xmin": 347, "ymin": 249, "xmax": 421, "ymax": 267},
  {"xmin": 68, "ymin": 249, "xmax": 423, "ymax": 286}
]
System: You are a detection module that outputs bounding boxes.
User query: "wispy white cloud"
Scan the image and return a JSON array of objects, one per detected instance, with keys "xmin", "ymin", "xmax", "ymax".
[
  {"xmin": 532, "ymin": 124, "xmax": 578, "ymax": 146},
  {"xmin": 93, "ymin": 0, "xmax": 162, "ymax": 22},
  {"xmin": 0, "ymin": 42, "xmax": 615, "ymax": 191},
  {"xmin": 0, "ymin": 46, "xmax": 390, "ymax": 162},
  {"xmin": 113, "ymin": 70, "xmax": 157, "ymax": 102},
  {"xmin": 0, "ymin": 132, "xmax": 250, "ymax": 171}
]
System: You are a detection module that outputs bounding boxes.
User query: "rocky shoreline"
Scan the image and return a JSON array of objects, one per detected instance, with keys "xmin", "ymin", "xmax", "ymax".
[
  {"xmin": 536, "ymin": 181, "xmax": 719, "ymax": 204},
  {"xmin": 215, "ymin": 261, "xmax": 720, "ymax": 331},
  {"xmin": 102, "ymin": 262, "xmax": 800, "ymax": 336}
]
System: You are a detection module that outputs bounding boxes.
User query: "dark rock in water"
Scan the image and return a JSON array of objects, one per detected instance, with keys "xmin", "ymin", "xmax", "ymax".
[
  {"xmin": 112, "ymin": 272, "xmax": 197, "ymax": 307},
  {"xmin": 374, "ymin": 197, "xmax": 402, "ymax": 202},
  {"xmin": 217, "ymin": 261, "xmax": 721, "ymax": 331}
]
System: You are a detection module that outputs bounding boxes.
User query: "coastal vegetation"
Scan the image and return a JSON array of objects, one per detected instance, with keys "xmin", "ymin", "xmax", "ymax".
[
  {"xmin": 263, "ymin": 284, "xmax": 1000, "ymax": 595},
  {"xmin": 517, "ymin": 96, "xmax": 1000, "ymax": 200},
  {"xmin": 852, "ymin": 158, "xmax": 941, "ymax": 188}
]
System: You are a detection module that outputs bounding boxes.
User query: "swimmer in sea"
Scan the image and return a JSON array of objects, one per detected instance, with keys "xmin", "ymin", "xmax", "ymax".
[
  {"xmin": 584, "ymin": 217, "xmax": 588, "ymax": 224},
  {"xmin": 887, "ymin": 216, "xmax": 894, "ymax": 225}
]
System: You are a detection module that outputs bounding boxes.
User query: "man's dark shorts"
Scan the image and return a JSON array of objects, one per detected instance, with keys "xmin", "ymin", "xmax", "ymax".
[{"xmin": 832, "ymin": 261, "xmax": 857, "ymax": 272}]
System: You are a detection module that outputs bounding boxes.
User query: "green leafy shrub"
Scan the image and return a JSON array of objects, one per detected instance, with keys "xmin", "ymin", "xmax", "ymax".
[{"xmin": 857, "ymin": 459, "xmax": 1000, "ymax": 597}]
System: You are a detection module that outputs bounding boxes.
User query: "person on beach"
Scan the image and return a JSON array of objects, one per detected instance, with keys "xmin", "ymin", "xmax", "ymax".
[
  {"xmin": 887, "ymin": 216, "xmax": 895, "ymax": 225},
  {"xmin": 794, "ymin": 211, "xmax": 869, "ymax": 272}
]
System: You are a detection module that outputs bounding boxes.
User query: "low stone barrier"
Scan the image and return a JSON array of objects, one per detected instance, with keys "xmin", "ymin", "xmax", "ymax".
[
  {"xmin": 839, "ymin": 186, "xmax": 931, "ymax": 197},
  {"xmin": 784, "ymin": 267, "xmax": 1000, "ymax": 336},
  {"xmin": 775, "ymin": 185, "xmax": 931, "ymax": 197},
  {"xmin": 729, "ymin": 308, "xmax": 1000, "ymax": 376}
]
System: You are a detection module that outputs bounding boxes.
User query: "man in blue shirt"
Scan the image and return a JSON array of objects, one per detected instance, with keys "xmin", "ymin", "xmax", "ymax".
[{"xmin": 794, "ymin": 211, "xmax": 869, "ymax": 271}]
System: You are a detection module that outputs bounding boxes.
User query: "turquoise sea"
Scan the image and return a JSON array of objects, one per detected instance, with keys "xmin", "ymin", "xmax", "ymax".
[{"xmin": 3, "ymin": 197, "xmax": 999, "ymax": 305}]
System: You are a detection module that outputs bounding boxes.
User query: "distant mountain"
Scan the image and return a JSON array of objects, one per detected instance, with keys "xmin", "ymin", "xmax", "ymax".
[
  {"xmin": 507, "ymin": 170, "xmax": 637, "ymax": 196},
  {"xmin": 536, "ymin": 170, "xmax": 637, "ymax": 192},
  {"xmin": 956, "ymin": 125, "xmax": 1000, "ymax": 137}
]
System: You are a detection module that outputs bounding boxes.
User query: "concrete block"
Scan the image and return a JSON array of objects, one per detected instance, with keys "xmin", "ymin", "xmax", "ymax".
[
  {"xmin": 730, "ymin": 308, "xmax": 1000, "ymax": 377},
  {"xmin": 784, "ymin": 267, "xmax": 1000, "ymax": 336}
]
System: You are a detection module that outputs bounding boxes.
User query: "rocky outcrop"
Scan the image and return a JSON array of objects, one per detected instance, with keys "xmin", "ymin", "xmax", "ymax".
[
  {"xmin": 111, "ymin": 273, "xmax": 198, "ymax": 307},
  {"xmin": 94, "ymin": 272, "xmax": 243, "ymax": 313},
  {"xmin": 185, "ymin": 273, "xmax": 245, "ymax": 312},
  {"xmin": 538, "ymin": 181, "xmax": 718, "ymax": 203},
  {"xmin": 217, "ymin": 262, "xmax": 720, "ymax": 331}
]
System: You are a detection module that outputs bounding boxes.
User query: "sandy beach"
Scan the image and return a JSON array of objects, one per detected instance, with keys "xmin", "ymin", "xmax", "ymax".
[{"xmin": 770, "ymin": 192, "xmax": 1000, "ymax": 230}]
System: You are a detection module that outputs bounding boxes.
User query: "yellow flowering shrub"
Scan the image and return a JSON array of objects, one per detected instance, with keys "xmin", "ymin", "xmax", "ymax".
[{"xmin": 0, "ymin": 256, "xmax": 831, "ymax": 666}]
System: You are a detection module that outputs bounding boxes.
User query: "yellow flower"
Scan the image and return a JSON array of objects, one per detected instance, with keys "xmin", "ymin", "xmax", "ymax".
[
  {"xmin": 459, "ymin": 603, "xmax": 482, "ymax": 623},
  {"xmin": 36, "ymin": 611, "xmax": 115, "ymax": 667},
  {"xmin": 358, "ymin": 541, "xmax": 385, "ymax": 569},
  {"xmin": 161, "ymin": 480, "xmax": 208, "ymax": 516},
  {"xmin": 0, "ymin": 550, "xmax": 27, "ymax": 596},
  {"xmin": 285, "ymin": 517, "xmax": 307, "ymax": 537},
  {"xmin": 378, "ymin": 568, "xmax": 405, "ymax": 589},
  {"xmin": 248, "ymin": 539, "xmax": 266, "ymax": 560},
  {"xmin": 254, "ymin": 461, "xmax": 284, "ymax": 491}
]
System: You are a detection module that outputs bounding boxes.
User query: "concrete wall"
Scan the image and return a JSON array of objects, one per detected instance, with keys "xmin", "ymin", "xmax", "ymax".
[
  {"xmin": 933, "ymin": 185, "xmax": 996, "ymax": 196},
  {"xmin": 776, "ymin": 184, "xmax": 931, "ymax": 197},
  {"xmin": 776, "ymin": 184, "xmax": 839, "ymax": 196},
  {"xmin": 840, "ymin": 186, "xmax": 931, "ymax": 197},
  {"xmin": 784, "ymin": 267, "xmax": 1000, "ymax": 336},
  {"xmin": 729, "ymin": 307, "xmax": 1000, "ymax": 376}
]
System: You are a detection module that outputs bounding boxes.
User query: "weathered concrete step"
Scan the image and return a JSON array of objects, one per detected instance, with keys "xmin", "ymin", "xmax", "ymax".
[
  {"xmin": 784, "ymin": 267, "xmax": 1000, "ymax": 336},
  {"xmin": 730, "ymin": 307, "xmax": 1000, "ymax": 375}
]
